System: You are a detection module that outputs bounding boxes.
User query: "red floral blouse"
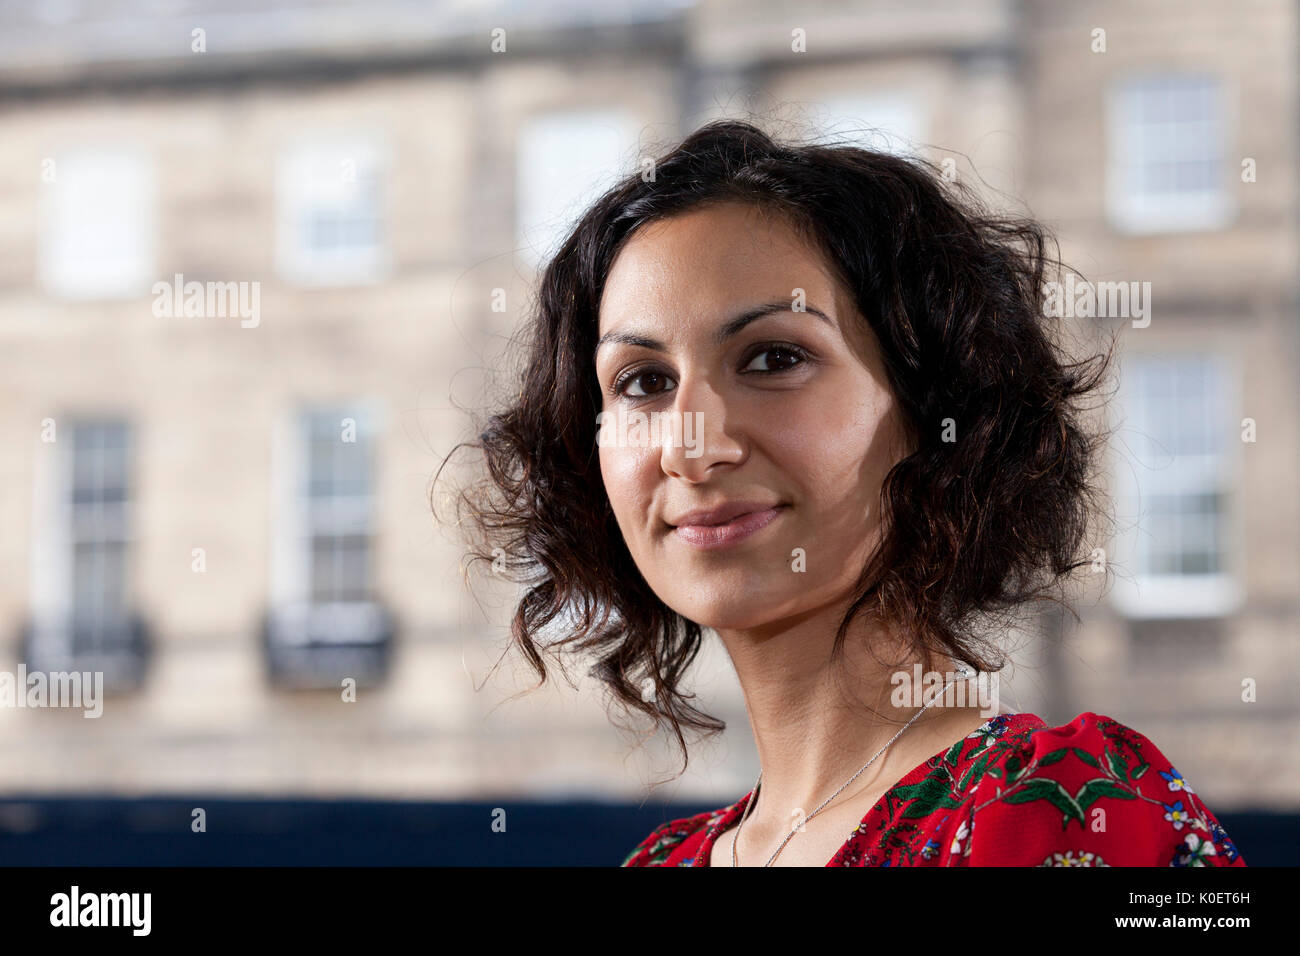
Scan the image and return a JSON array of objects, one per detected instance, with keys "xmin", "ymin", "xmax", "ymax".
[{"xmin": 621, "ymin": 712, "xmax": 1246, "ymax": 867}]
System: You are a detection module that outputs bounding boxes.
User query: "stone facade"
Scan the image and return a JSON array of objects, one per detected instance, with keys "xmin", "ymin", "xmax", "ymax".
[{"xmin": 0, "ymin": 0, "xmax": 1292, "ymax": 809}]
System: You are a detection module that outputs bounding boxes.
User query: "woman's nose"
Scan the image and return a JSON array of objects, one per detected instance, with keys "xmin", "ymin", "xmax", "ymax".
[{"xmin": 658, "ymin": 376, "xmax": 746, "ymax": 482}]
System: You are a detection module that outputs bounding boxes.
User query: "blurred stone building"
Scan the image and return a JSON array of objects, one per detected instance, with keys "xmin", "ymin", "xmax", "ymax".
[{"xmin": 0, "ymin": 0, "xmax": 1294, "ymax": 809}]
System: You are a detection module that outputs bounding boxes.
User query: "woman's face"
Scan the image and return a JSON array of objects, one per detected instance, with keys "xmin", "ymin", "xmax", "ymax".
[{"xmin": 594, "ymin": 201, "xmax": 910, "ymax": 632}]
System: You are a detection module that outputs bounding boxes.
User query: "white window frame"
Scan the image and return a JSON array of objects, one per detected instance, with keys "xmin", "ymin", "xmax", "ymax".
[
  {"xmin": 37, "ymin": 147, "xmax": 156, "ymax": 300},
  {"xmin": 275, "ymin": 136, "xmax": 388, "ymax": 286},
  {"xmin": 515, "ymin": 108, "xmax": 641, "ymax": 269},
  {"xmin": 1111, "ymin": 352, "xmax": 1241, "ymax": 618},
  {"xmin": 1106, "ymin": 73, "xmax": 1232, "ymax": 234},
  {"xmin": 812, "ymin": 91, "xmax": 925, "ymax": 158},
  {"xmin": 29, "ymin": 418, "xmax": 134, "ymax": 660},
  {"xmin": 271, "ymin": 401, "xmax": 383, "ymax": 612}
]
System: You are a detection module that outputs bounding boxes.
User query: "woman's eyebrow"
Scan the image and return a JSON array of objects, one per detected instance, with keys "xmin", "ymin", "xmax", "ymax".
[{"xmin": 594, "ymin": 300, "xmax": 832, "ymax": 359}]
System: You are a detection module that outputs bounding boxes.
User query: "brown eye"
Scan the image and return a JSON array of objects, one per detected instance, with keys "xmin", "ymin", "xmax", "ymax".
[
  {"xmin": 743, "ymin": 345, "xmax": 808, "ymax": 373},
  {"xmin": 617, "ymin": 369, "xmax": 677, "ymax": 398}
]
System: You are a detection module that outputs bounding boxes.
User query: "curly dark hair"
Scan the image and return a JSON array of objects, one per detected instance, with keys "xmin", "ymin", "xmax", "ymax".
[{"xmin": 435, "ymin": 118, "xmax": 1113, "ymax": 778}]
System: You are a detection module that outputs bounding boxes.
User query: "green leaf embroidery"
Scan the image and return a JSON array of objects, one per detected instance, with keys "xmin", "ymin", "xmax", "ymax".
[
  {"xmin": 1072, "ymin": 747, "xmax": 1100, "ymax": 768},
  {"xmin": 896, "ymin": 774, "xmax": 964, "ymax": 819},
  {"xmin": 1003, "ymin": 778, "xmax": 1085, "ymax": 828},
  {"xmin": 957, "ymin": 752, "xmax": 994, "ymax": 793},
  {"xmin": 1076, "ymin": 778, "xmax": 1138, "ymax": 810},
  {"xmin": 1038, "ymin": 748, "xmax": 1070, "ymax": 767},
  {"xmin": 944, "ymin": 739, "xmax": 964, "ymax": 767},
  {"xmin": 891, "ymin": 775, "xmax": 946, "ymax": 804},
  {"xmin": 1004, "ymin": 754, "xmax": 1025, "ymax": 784},
  {"xmin": 1106, "ymin": 749, "xmax": 1130, "ymax": 781}
]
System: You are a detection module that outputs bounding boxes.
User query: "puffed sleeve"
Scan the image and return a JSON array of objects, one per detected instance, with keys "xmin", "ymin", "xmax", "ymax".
[
  {"xmin": 620, "ymin": 809, "xmax": 716, "ymax": 866},
  {"xmin": 962, "ymin": 712, "xmax": 1245, "ymax": 866},
  {"xmin": 621, "ymin": 819, "xmax": 680, "ymax": 866}
]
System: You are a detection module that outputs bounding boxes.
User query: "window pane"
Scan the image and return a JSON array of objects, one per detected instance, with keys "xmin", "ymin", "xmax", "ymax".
[
  {"xmin": 277, "ymin": 140, "xmax": 384, "ymax": 283},
  {"xmin": 39, "ymin": 149, "xmax": 155, "ymax": 299},
  {"xmin": 1108, "ymin": 73, "xmax": 1226, "ymax": 231},
  {"xmin": 310, "ymin": 534, "xmax": 370, "ymax": 603},
  {"xmin": 68, "ymin": 422, "xmax": 131, "ymax": 624},
  {"xmin": 72, "ymin": 541, "xmax": 127, "ymax": 621},
  {"xmin": 301, "ymin": 409, "xmax": 374, "ymax": 603},
  {"xmin": 813, "ymin": 93, "xmax": 923, "ymax": 157},
  {"xmin": 516, "ymin": 109, "xmax": 638, "ymax": 267},
  {"xmin": 1123, "ymin": 356, "xmax": 1229, "ymax": 579}
]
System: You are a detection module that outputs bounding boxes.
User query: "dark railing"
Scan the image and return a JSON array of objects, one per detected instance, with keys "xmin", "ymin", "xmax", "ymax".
[
  {"xmin": 18, "ymin": 612, "xmax": 151, "ymax": 692},
  {"xmin": 0, "ymin": 797, "xmax": 1291, "ymax": 866},
  {"xmin": 260, "ymin": 601, "xmax": 396, "ymax": 689}
]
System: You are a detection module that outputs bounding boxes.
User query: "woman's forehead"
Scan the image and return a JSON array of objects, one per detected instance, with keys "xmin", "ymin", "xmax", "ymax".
[{"xmin": 599, "ymin": 207, "xmax": 843, "ymax": 328}]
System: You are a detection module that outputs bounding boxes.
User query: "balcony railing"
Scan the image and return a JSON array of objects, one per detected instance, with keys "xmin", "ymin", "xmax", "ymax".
[
  {"xmin": 19, "ymin": 611, "xmax": 151, "ymax": 692},
  {"xmin": 261, "ymin": 600, "xmax": 395, "ymax": 690}
]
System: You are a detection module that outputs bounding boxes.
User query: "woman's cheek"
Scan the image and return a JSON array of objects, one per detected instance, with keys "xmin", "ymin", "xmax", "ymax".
[
  {"xmin": 764, "ymin": 403, "xmax": 849, "ymax": 474},
  {"xmin": 599, "ymin": 445, "xmax": 654, "ymax": 532}
]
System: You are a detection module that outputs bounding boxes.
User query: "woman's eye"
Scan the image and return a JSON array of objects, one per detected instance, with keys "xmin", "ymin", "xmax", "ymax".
[
  {"xmin": 617, "ymin": 370, "xmax": 676, "ymax": 398},
  {"xmin": 743, "ymin": 346, "xmax": 806, "ymax": 373},
  {"xmin": 610, "ymin": 346, "xmax": 808, "ymax": 398}
]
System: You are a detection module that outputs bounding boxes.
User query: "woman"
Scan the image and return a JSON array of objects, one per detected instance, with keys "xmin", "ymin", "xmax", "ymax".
[{"xmin": 442, "ymin": 119, "xmax": 1246, "ymax": 867}]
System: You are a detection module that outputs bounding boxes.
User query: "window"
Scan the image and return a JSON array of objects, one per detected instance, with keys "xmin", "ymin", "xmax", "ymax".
[
  {"xmin": 813, "ymin": 92, "xmax": 924, "ymax": 157},
  {"xmin": 265, "ymin": 404, "xmax": 392, "ymax": 688},
  {"xmin": 26, "ymin": 419, "xmax": 148, "ymax": 687},
  {"xmin": 38, "ymin": 148, "xmax": 155, "ymax": 299},
  {"xmin": 516, "ymin": 109, "xmax": 639, "ymax": 268},
  {"xmin": 275, "ymin": 138, "xmax": 386, "ymax": 285},
  {"xmin": 304, "ymin": 409, "xmax": 374, "ymax": 604},
  {"xmin": 1112, "ymin": 354, "xmax": 1239, "ymax": 617},
  {"xmin": 70, "ymin": 422, "xmax": 131, "ymax": 637},
  {"xmin": 1106, "ymin": 74, "xmax": 1231, "ymax": 233}
]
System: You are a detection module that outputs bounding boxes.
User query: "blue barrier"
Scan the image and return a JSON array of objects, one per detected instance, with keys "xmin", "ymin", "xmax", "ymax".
[{"xmin": 0, "ymin": 797, "xmax": 1291, "ymax": 866}]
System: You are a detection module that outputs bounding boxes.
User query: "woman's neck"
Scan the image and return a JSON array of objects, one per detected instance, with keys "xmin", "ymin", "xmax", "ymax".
[{"xmin": 715, "ymin": 605, "xmax": 994, "ymax": 840}]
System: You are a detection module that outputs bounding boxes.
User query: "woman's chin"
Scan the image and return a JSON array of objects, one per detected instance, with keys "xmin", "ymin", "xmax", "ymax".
[{"xmin": 673, "ymin": 598, "xmax": 788, "ymax": 632}]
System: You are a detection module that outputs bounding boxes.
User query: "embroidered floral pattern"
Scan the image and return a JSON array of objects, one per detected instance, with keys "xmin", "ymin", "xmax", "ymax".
[
  {"xmin": 620, "ymin": 712, "xmax": 1248, "ymax": 867},
  {"xmin": 1041, "ymin": 850, "xmax": 1109, "ymax": 866},
  {"xmin": 1173, "ymin": 832, "xmax": 1219, "ymax": 867}
]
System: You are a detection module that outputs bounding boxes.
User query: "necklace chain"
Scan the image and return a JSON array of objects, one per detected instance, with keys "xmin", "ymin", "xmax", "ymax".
[{"xmin": 729, "ymin": 664, "xmax": 974, "ymax": 867}]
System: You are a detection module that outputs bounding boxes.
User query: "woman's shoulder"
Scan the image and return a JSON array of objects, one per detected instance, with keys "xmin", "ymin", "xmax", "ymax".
[
  {"xmin": 958, "ymin": 710, "xmax": 1246, "ymax": 866},
  {"xmin": 620, "ymin": 802, "xmax": 738, "ymax": 867}
]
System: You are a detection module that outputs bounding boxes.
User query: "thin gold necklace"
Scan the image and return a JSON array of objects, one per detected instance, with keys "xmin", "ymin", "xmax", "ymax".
[{"xmin": 730, "ymin": 665, "xmax": 972, "ymax": 867}]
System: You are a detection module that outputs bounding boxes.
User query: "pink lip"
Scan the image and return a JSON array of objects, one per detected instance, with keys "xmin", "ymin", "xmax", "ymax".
[{"xmin": 672, "ymin": 505, "xmax": 786, "ymax": 550}]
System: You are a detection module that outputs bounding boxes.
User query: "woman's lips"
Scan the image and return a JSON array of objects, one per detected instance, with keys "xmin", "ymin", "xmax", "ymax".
[{"xmin": 672, "ymin": 505, "xmax": 787, "ymax": 550}]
